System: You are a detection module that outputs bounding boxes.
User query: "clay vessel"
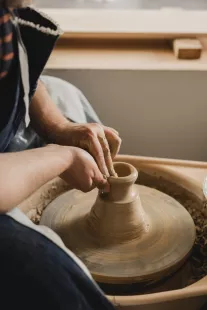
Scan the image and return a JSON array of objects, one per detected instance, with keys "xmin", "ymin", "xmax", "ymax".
[{"xmin": 86, "ymin": 162, "xmax": 147, "ymax": 246}]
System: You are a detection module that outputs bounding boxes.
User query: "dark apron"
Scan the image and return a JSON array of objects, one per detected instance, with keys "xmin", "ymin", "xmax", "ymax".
[{"xmin": 0, "ymin": 7, "xmax": 61, "ymax": 152}]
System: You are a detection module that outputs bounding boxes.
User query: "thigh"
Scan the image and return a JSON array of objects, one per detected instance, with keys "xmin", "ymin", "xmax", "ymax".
[
  {"xmin": 0, "ymin": 215, "xmax": 114, "ymax": 310},
  {"xmin": 41, "ymin": 75, "xmax": 101, "ymax": 124}
]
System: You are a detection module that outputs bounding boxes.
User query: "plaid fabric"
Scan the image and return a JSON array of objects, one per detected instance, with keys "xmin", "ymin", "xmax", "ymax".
[{"xmin": 0, "ymin": 8, "xmax": 14, "ymax": 79}]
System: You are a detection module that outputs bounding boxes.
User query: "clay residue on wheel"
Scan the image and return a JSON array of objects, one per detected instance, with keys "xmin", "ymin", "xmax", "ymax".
[{"xmin": 138, "ymin": 172, "xmax": 207, "ymax": 285}]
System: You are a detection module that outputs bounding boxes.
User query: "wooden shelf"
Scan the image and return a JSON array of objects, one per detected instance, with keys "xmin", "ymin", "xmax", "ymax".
[{"xmin": 46, "ymin": 39, "xmax": 207, "ymax": 71}]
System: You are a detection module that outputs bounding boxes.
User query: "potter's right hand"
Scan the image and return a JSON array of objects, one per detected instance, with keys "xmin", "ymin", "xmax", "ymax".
[{"xmin": 60, "ymin": 147, "xmax": 110, "ymax": 193}]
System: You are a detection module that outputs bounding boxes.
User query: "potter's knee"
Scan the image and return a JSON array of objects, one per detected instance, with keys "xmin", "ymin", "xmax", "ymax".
[
  {"xmin": 41, "ymin": 75, "xmax": 101, "ymax": 124},
  {"xmin": 41, "ymin": 75, "xmax": 83, "ymax": 97}
]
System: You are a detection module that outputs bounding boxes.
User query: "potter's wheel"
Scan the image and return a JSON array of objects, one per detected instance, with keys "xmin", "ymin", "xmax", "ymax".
[{"xmin": 40, "ymin": 162, "xmax": 196, "ymax": 285}]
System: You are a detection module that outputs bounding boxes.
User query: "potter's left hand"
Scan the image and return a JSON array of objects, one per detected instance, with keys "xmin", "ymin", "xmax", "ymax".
[{"xmin": 55, "ymin": 123, "xmax": 121, "ymax": 177}]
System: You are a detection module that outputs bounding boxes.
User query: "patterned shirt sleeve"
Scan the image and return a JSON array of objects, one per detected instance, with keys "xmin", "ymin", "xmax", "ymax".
[{"xmin": 0, "ymin": 9, "xmax": 14, "ymax": 79}]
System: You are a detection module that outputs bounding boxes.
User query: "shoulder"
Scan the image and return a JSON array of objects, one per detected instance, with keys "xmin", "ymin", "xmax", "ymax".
[
  {"xmin": 12, "ymin": 7, "xmax": 63, "ymax": 88},
  {"xmin": 14, "ymin": 7, "xmax": 63, "ymax": 37}
]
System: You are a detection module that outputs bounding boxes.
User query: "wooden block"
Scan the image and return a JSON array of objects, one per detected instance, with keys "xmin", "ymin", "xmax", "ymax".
[{"xmin": 173, "ymin": 39, "xmax": 203, "ymax": 60}]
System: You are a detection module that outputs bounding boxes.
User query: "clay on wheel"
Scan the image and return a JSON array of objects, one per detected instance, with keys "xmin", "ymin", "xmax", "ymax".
[{"xmin": 40, "ymin": 162, "xmax": 196, "ymax": 285}]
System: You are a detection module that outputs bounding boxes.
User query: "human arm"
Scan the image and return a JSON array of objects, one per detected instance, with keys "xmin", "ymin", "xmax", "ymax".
[
  {"xmin": 30, "ymin": 80, "xmax": 121, "ymax": 177},
  {"xmin": 0, "ymin": 145, "xmax": 108, "ymax": 213}
]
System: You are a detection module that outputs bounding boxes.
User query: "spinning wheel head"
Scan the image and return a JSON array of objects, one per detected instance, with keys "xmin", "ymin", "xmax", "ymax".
[{"xmin": 41, "ymin": 162, "xmax": 196, "ymax": 285}]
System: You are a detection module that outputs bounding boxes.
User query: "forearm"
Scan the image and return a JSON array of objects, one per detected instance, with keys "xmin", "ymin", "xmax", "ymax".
[
  {"xmin": 0, "ymin": 145, "xmax": 71, "ymax": 213},
  {"xmin": 29, "ymin": 80, "xmax": 120, "ymax": 177},
  {"xmin": 30, "ymin": 80, "xmax": 70, "ymax": 143}
]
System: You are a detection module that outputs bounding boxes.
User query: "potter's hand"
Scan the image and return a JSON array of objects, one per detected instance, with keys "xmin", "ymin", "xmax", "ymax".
[
  {"xmin": 56, "ymin": 123, "xmax": 121, "ymax": 177},
  {"xmin": 61, "ymin": 147, "xmax": 110, "ymax": 193}
]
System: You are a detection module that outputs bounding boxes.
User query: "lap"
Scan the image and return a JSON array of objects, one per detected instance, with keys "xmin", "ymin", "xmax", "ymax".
[{"xmin": 0, "ymin": 214, "xmax": 114, "ymax": 310}]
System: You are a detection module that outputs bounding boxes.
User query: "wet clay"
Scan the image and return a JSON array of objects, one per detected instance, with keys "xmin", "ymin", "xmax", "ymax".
[{"xmin": 40, "ymin": 162, "xmax": 196, "ymax": 285}]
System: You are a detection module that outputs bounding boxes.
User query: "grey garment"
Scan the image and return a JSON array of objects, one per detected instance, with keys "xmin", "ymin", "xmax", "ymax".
[{"xmin": 7, "ymin": 76, "xmax": 101, "ymax": 152}]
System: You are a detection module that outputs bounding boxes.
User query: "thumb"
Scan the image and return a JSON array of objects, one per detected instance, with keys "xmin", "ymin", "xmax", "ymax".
[{"xmin": 93, "ymin": 174, "xmax": 110, "ymax": 193}]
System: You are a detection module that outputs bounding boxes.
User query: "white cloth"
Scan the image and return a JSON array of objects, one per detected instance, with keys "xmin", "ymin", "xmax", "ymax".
[{"xmin": 41, "ymin": 75, "xmax": 101, "ymax": 124}]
